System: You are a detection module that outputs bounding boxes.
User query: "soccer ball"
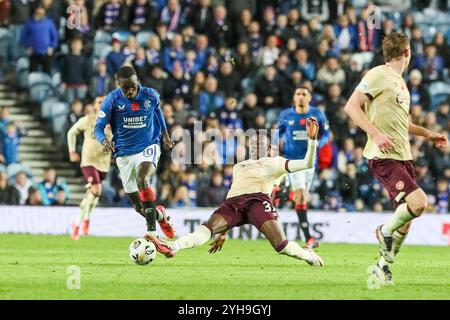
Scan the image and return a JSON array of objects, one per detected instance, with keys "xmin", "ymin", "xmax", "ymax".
[{"xmin": 129, "ymin": 238, "xmax": 156, "ymax": 265}]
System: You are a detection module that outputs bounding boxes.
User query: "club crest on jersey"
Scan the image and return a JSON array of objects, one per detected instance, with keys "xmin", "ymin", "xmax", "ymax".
[
  {"xmin": 395, "ymin": 181, "xmax": 405, "ymax": 191},
  {"xmin": 98, "ymin": 111, "xmax": 106, "ymax": 118},
  {"xmin": 144, "ymin": 100, "xmax": 151, "ymax": 109},
  {"xmin": 131, "ymin": 103, "xmax": 140, "ymax": 111}
]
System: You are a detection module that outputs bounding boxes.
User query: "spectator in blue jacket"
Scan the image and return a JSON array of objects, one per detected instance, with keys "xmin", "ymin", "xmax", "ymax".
[
  {"xmin": 37, "ymin": 167, "xmax": 70, "ymax": 206},
  {"xmin": 334, "ymin": 15, "xmax": 358, "ymax": 52},
  {"xmin": 106, "ymin": 37, "xmax": 126, "ymax": 76},
  {"xmin": 163, "ymin": 33, "xmax": 186, "ymax": 73},
  {"xmin": 1, "ymin": 122, "xmax": 26, "ymax": 166},
  {"xmin": 198, "ymin": 76, "xmax": 225, "ymax": 118},
  {"xmin": 20, "ymin": 4, "xmax": 58, "ymax": 74}
]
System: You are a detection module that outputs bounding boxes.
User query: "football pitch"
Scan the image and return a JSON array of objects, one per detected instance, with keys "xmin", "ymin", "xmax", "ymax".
[{"xmin": 0, "ymin": 234, "xmax": 449, "ymax": 300}]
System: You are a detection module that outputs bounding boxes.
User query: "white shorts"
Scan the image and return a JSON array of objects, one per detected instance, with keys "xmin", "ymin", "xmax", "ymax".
[
  {"xmin": 116, "ymin": 144, "xmax": 161, "ymax": 193},
  {"xmin": 287, "ymin": 168, "xmax": 315, "ymax": 191}
]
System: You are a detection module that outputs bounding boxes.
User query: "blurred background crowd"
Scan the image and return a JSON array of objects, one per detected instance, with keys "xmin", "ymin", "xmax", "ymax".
[{"xmin": 0, "ymin": 0, "xmax": 448, "ymax": 213}]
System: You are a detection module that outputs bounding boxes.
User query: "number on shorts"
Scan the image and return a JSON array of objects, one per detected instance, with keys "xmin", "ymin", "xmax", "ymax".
[
  {"xmin": 263, "ymin": 201, "xmax": 274, "ymax": 212},
  {"xmin": 143, "ymin": 146, "xmax": 154, "ymax": 157}
]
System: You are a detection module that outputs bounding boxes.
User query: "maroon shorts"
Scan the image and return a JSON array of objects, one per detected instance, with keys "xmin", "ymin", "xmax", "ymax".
[
  {"xmin": 81, "ymin": 166, "xmax": 107, "ymax": 185},
  {"xmin": 368, "ymin": 158, "xmax": 419, "ymax": 209},
  {"xmin": 211, "ymin": 193, "xmax": 279, "ymax": 230}
]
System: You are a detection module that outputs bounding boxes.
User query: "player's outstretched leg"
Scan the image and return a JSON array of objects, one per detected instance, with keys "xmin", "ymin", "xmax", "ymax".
[
  {"xmin": 71, "ymin": 197, "xmax": 87, "ymax": 240},
  {"xmin": 147, "ymin": 213, "xmax": 228, "ymax": 258},
  {"xmin": 260, "ymin": 219, "xmax": 324, "ymax": 267}
]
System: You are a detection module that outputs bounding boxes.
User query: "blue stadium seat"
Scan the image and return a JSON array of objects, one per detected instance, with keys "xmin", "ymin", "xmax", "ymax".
[
  {"xmin": 0, "ymin": 28, "xmax": 12, "ymax": 65},
  {"xmin": 50, "ymin": 101, "xmax": 70, "ymax": 134},
  {"xmin": 41, "ymin": 98, "xmax": 60, "ymax": 120},
  {"xmin": 94, "ymin": 30, "xmax": 112, "ymax": 43},
  {"xmin": 6, "ymin": 163, "xmax": 33, "ymax": 180},
  {"xmin": 136, "ymin": 31, "xmax": 155, "ymax": 47},
  {"xmin": 30, "ymin": 83, "xmax": 57, "ymax": 103},
  {"xmin": 15, "ymin": 57, "xmax": 30, "ymax": 88},
  {"xmin": 93, "ymin": 42, "xmax": 113, "ymax": 59},
  {"xmin": 28, "ymin": 72, "xmax": 52, "ymax": 87},
  {"xmin": 429, "ymin": 81, "xmax": 450, "ymax": 109},
  {"xmin": 52, "ymin": 72, "xmax": 61, "ymax": 88}
]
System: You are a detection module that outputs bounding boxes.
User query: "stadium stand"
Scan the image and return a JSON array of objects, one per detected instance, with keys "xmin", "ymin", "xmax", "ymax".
[{"xmin": 0, "ymin": 0, "xmax": 448, "ymax": 213}]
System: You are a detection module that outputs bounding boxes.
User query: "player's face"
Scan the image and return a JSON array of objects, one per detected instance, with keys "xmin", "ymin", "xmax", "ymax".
[
  {"xmin": 118, "ymin": 76, "xmax": 139, "ymax": 99},
  {"xmin": 293, "ymin": 88, "xmax": 311, "ymax": 108},
  {"xmin": 249, "ymin": 134, "xmax": 269, "ymax": 160}
]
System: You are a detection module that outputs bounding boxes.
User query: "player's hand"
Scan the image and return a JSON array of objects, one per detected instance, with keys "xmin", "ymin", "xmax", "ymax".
[
  {"xmin": 102, "ymin": 139, "xmax": 115, "ymax": 154},
  {"xmin": 306, "ymin": 117, "xmax": 319, "ymax": 140},
  {"xmin": 428, "ymin": 132, "xmax": 448, "ymax": 149},
  {"xmin": 373, "ymin": 131, "xmax": 395, "ymax": 153},
  {"xmin": 209, "ymin": 233, "xmax": 227, "ymax": 254},
  {"xmin": 69, "ymin": 151, "xmax": 80, "ymax": 162}
]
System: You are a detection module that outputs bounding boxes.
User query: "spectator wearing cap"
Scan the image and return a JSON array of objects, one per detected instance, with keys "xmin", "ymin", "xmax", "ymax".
[
  {"xmin": 161, "ymin": 0, "xmax": 184, "ymax": 32},
  {"xmin": 95, "ymin": 0, "xmax": 126, "ymax": 31},
  {"xmin": 89, "ymin": 59, "xmax": 113, "ymax": 99},
  {"xmin": 190, "ymin": 0, "xmax": 214, "ymax": 34},
  {"xmin": 198, "ymin": 76, "xmax": 225, "ymax": 117},
  {"xmin": 128, "ymin": 0, "xmax": 156, "ymax": 34},
  {"xmin": 106, "ymin": 37, "xmax": 126, "ymax": 76},
  {"xmin": 208, "ymin": 5, "xmax": 232, "ymax": 49},
  {"xmin": 60, "ymin": 36, "xmax": 91, "ymax": 103},
  {"xmin": 407, "ymin": 69, "xmax": 430, "ymax": 109},
  {"xmin": 20, "ymin": 4, "xmax": 58, "ymax": 74},
  {"xmin": 37, "ymin": 167, "xmax": 70, "ymax": 206},
  {"xmin": 217, "ymin": 96, "xmax": 242, "ymax": 129},
  {"xmin": 163, "ymin": 33, "xmax": 186, "ymax": 73}
]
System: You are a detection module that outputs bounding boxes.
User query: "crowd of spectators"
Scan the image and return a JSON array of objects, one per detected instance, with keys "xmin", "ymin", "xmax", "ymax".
[{"xmin": 0, "ymin": 0, "xmax": 449, "ymax": 213}]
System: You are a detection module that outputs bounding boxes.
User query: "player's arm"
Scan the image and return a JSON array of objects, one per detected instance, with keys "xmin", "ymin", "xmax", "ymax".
[
  {"xmin": 409, "ymin": 121, "xmax": 448, "ymax": 149},
  {"xmin": 344, "ymin": 89, "xmax": 394, "ymax": 153},
  {"xmin": 209, "ymin": 231, "xmax": 227, "ymax": 254},
  {"xmin": 285, "ymin": 118, "xmax": 318, "ymax": 172},
  {"xmin": 94, "ymin": 95, "xmax": 114, "ymax": 154},
  {"xmin": 67, "ymin": 117, "xmax": 85, "ymax": 162}
]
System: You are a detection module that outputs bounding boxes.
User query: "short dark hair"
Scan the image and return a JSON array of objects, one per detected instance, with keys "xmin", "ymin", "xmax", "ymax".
[
  {"xmin": 116, "ymin": 66, "xmax": 137, "ymax": 79},
  {"xmin": 382, "ymin": 32, "xmax": 409, "ymax": 62},
  {"xmin": 294, "ymin": 85, "xmax": 311, "ymax": 94}
]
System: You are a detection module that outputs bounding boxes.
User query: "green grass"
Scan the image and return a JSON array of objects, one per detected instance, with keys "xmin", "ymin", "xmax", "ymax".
[{"xmin": 0, "ymin": 234, "xmax": 449, "ymax": 300}]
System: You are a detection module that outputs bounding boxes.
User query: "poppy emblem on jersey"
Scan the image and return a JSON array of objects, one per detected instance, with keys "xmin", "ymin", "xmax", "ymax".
[
  {"xmin": 300, "ymin": 119, "xmax": 306, "ymax": 125},
  {"xmin": 144, "ymin": 100, "xmax": 151, "ymax": 109},
  {"xmin": 396, "ymin": 181, "xmax": 405, "ymax": 191},
  {"xmin": 131, "ymin": 103, "xmax": 140, "ymax": 111}
]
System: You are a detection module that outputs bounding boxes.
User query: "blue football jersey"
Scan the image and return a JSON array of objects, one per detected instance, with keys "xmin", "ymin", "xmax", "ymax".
[
  {"xmin": 94, "ymin": 85, "xmax": 167, "ymax": 157},
  {"xmin": 275, "ymin": 106, "xmax": 330, "ymax": 160}
]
